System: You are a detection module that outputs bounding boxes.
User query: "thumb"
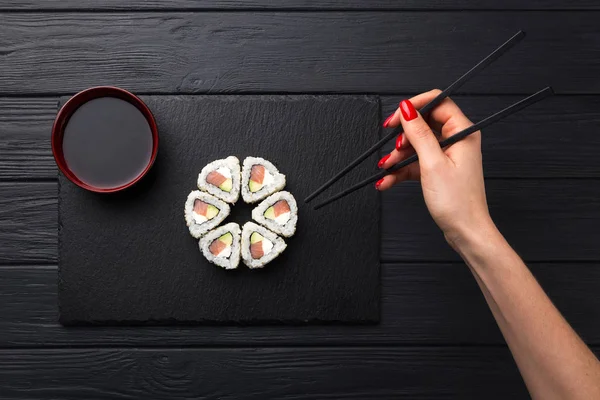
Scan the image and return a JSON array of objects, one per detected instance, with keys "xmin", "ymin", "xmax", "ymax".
[{"xmin": 398, "ymin": 100, "xmax": 445, "ymax": 167}]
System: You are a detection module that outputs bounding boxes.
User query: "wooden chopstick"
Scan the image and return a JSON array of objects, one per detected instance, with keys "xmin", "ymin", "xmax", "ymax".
[
  {"xmin": 313, "ymin": 87, "xmax": 554, "ymax": 211},
  {"xmin": 304, "ymin": 30, "xmax": 526, "ymax": 203}
]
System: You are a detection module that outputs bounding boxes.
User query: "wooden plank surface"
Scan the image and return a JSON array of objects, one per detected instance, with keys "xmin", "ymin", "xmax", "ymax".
[
  {"xmin": 0, "ymin": 98, "xmax": 58, "ymax": 180},
  {"xmin": 382, "ymin": 180, "xmax": 600, "ymax": 262},
  {"xmin": 3, "ymin": 180, "xmax": 599, "ymax": 265},
  {"xmin": 0, "ymin": 183, "xmax": 56, "ymax": 264},
  {"xmin": 0, "ymin": 12, "xmax": 599, "ymax": 94},
  {"xmin": 1, "ymin": 263, "xmax": 598, "ymax": 346},
  {"xmin": 0, "ymin": 4, "xmax": 597, "ymax": 397},
  {"xmin": 0, "ymin": 347, "xmax": 534, "ymax": 399},
  {"xmin": 1, "ymin": 0, "xmax": 598, "ymax": 10},
  {"xmin": 380, "ymin": 95, "xmax": 600, "ymax": 178},
  {"xmin": 3, "ymin": 95, "xmax": 600, "ymax": 180}
]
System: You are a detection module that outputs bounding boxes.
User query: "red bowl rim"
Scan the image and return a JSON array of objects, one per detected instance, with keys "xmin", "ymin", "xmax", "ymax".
[{"xmin": 51, "ymin": 86, "xmax": 159, "ymax": 193}]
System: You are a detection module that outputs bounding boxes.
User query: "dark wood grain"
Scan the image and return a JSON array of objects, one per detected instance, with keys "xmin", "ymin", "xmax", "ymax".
[
  {"xmin": 0, "ymin": 346, "xmax": 536, "ymax": 399},
  {"xmin": 0, "ymin": 183, "xmax": 56, "ymax": 265},
  {"xmin": 0, "ymin": 98, "xmax": 58, "ymax": 180},
  {"xmin": 4, "ymin": 180, "xmax": 599, "ymax": 265},
  {"xmin": 0, "ymin": 4, "xmax": 596, "ymax": 398},
  {"xmin": 0, "ymin": 12, "xmax": 599, "ymax": 94},
  {"xmin": 1, "ymin": 0, "xmax": 598, "ymax": 10},
  {"xmin": 3, "ymin": 96, "xmax": 600, "ymax": 180},
  {"xmin": 2, "ymin": 263, "xmax": 599, "ymax": 346},
  {"xmin": 381, "ymin": 95, "xmax": 600, "ymax": 178},
  {"xmin": 382, "ymin": 180, "xmax": 600, "ymax": 262}
]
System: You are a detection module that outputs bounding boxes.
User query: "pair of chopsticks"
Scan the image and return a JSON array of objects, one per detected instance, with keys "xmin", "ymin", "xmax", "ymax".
[{"xmin": 305, "ymin": 31, "xmax": 554, "ymax": 210}]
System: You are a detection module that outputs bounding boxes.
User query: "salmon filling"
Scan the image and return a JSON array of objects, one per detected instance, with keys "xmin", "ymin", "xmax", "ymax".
[
  {"xmin": 264, "ymin": 200, "xmax": 291, "ymax": 224},
  {"xmin": 250, "ymin": 242, "xmax": 264, "ymax": 259},
  {"xmin": 194, "ymin": 199, "xmax": 208, "ymax": 215},
  {"xmin": 207, "ymin": 171, "xmax": 227, "ymax": 187},
  {"xmin": 206, "ymin": 167, "xmax": 233, "ymax": 192},
  {"xmin": 193, "ymin": 199, "xmax": 219, "ymax": 224},
  {"xmin": 209, "ymin": 232, "xmax": 233, "ymax": 258},
  {"xmin": 249, "ymin": 232, "xmax": 274, "ymax": 259},
  {"xmin": 249, "ymin": 164, "xmax": 274, "ymax": 193}
]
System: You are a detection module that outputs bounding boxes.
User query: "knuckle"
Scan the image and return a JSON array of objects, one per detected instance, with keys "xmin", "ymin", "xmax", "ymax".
[{"xmin": 412, "ymin": 124, "xmax": 432, "ymax": 140}]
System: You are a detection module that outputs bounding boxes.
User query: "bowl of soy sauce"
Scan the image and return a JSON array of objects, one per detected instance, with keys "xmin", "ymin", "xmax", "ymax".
[{"xmin": 52, "ymin": 86, "xmax": 159, "ymax": 193}]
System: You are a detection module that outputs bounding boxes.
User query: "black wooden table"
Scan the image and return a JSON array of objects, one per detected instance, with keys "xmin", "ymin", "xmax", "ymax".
[{"xmin": 1, "ymin": 2, "xmax": 600, "ymax": 398}]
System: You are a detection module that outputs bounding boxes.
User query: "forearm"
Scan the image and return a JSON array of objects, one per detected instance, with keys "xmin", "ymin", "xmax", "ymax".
[{"xmin": 453, "ymin": 221, "xmax": 600, "ymax": 400}]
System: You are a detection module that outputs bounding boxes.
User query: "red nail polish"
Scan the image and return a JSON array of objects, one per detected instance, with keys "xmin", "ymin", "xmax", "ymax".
[
  {"xmin": 382, "ymin": 114, "xmax": 394, "ymax": 128},
  {"xmin": 400, "ymin": 100, "xmax": 418, "ymax": 121},
  {"xmin": 395, "ymin": 134, "xmax": 403, "ymax": 151},
  {"xmin": 378, "ymin": 154, "xmax": 390, "ymax": 168},
  {"xmin": 375, "ymin": 178, "xmax": 384, "ymax": 190}
]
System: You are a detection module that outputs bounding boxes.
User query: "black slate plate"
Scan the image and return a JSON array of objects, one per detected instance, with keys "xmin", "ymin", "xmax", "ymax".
[{"xmin": 58, "ymin": 95, "xmax": 381, "ymax": 325}]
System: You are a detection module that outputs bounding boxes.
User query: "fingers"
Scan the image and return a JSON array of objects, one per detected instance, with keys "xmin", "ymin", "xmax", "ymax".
[
  {"xmin": 378, "ymin": 89, "xmax": 470, "ymax": 183},
  {"xmin": 428, "ymin": 97, "xmax": 481, "ymax": 154},
  {"xmin": 375, "ymin": 158, "xmax": 425, "ymax": 192},
  {"xmin": 428, "ymin": 97, "xmax": 473, "ymax": 138},
  {"xmin": 378, "ymin": 145, "xmax": 414, "ymax": 170},
  {"xmin": 380, "ymin": 90, "xmax": 443, "ymax": 168},
  {"xmin": 397, "ymin": 99, "xmax": 445, "ymax": 167},
  {"xmin": 409, "ymin": 89, "xmax": 443, "ymax": 109},
  {"xmin": 379, "ymin": 89, "xmax": 446, "ymax": 170},
  {"xmin": 382, "ymin": 107, "xmax": 401, "ymax": 129},
  {"xmin": 383, "ymin": 89, "xmax": 472, "ymax": 137},
  {"xmin": 375, "ymin": 163, "xmax": 420, "ymax": 191},
  {"xmin": 382, "ymin": 89, "xmax": 442, "ymax": 129}
]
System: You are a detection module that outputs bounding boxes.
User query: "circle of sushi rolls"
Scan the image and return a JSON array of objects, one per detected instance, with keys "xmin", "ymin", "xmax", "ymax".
[
  {"xmin": 197, "ymin": 156, "xmax": 241, "ymax": 204},
  {"xmin": 251, "ymin": 191, "xmax": 298, "ymax": 238},
  {"xmin": 184, "ymin": 190, "xmax": 230, "ymax": 239},
  {"xmin": 199, "ymin": 222, "xmax": 241, "ymax": 270},
  {"xmin": 241, "ymin": 157, "xmax": 286, "ymax": 203},
  {"xmin": 241, "ymin": 222, "xmax": 287, "ymax": 269}
]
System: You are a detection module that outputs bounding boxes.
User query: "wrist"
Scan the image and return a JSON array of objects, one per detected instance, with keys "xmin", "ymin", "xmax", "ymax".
[{"xmin": 445, "ymin": 217, "xmax": 505, "ymax": 266}]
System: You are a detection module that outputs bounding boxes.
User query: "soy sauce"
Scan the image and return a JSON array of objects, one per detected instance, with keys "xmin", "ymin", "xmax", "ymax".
[{"xmin": 62, "ymin": 97, "xmax": 153, "ymax": 189}]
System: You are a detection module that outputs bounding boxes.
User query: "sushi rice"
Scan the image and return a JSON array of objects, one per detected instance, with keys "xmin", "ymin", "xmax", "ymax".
[
  {"xmin": 251, "ymin": 191, "xmax": 298, "ymax": 237},
  {"xmin": 241, "ymin": 156, "xmax": 286, "ymax": 203},
  {"xmin": 184, "ymin": 190, "xmax": 230, "ymax": 239},
  {"xmin": 197, "ymin": 156, "xmax": 241, "ymax": 204},
  {"xmin": 186, "ymin": 156, "xmax": 294, "ymax": 270},
  {"xmin": 241, "ymin": 222, "xmax": 287, "ymax": 269},
  {"xmin": 199, "ymin": 222, "xmax": 241, "ymax": 269}
]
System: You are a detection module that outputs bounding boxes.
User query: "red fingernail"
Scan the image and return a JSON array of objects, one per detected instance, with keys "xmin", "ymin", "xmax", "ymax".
[
  {"xmin": 400, "ymin": 100, "xmax": 418, "ymax": 121},
  {"xmin": 395, "ymin": 134, "xmax": 403, "ymax": 151},
  {"xmin": 378, "ymin": 154, "xmax": 390, "ymax": 169},
  {"xmin": 375, "ymin": 178, "xmax": 384, "ymax": 190},
  {"xmin": 382, "ymin": 114, "xmax": 394, "ymax": 128}
]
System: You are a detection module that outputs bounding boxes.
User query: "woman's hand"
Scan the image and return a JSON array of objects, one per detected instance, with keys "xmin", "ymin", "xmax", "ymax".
[
  {"xmin": 377, "ymin": 89, "xmax": 494, "ymax": 246},
  {"xmin": 381, "ymin": 91, "xmax": 600, "ymax": 400}
]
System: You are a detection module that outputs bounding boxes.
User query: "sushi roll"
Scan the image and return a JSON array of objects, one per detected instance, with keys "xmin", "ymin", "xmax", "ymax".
[
  {"xmin": 241, "ymin": 157, "xmax": 286, "ymax": 203},
  {"xmin": 197, "ymin": 156, "xmax": 241, "ymax": 204},
  {"xmin": 251, "ymin": 191, "xmax": 298, "ymax": 237},
  {"xmin": 199, "ymin": 223, "xmax": 241, "ymax": 270},
  {"xmin": 241, "ymin": 222, "xmax": 287, "ymax": 269},
  {"xmin": 184, "ymin": 191, "xmax": 230, "ymax": 239}
]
